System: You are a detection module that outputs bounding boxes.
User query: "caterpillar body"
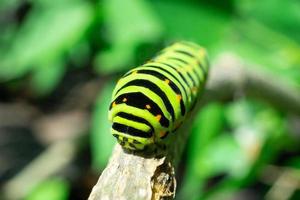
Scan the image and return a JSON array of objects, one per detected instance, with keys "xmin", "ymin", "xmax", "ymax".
[{"xmin": 108, "ymin": 41, "xmax": 209, "ymax": 150}]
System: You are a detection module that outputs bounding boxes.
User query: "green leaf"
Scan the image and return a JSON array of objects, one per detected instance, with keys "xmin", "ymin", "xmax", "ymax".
[
  {"xmin": 187, "ymin": 103, "xmax": 225, "ymax": 166},
  {"xmin": 90, "ymin": 80, "xmax": 116, "ymax": 170},
  {"xmin": 68, "ymin": 40, "xmax": 91, "ymax": 69},
  {"xmin": 287, "ymin": 157, "xmax": 300, "ymax": 169},
  {"xmin": 179, "ymin": 103, "xmax": 225, "ymax": 199},
  {"xmin": 94, "ymin": 0, "xmax": 163, "ymax": 74},
  {"xmin": 196, "ymin": 134, "xmax": 247, "ymax": 179},
  {"xmin": 25, "ymin": 178, "xmax": 69, "ymax": 200},
  {"xmin": 219, "ymin": 20, "xmax": 300, "ymax": 86},
  {"xmin": 151, "ymin": 1, "xmax": 232, "ymax": 50},
  {"xmin": 30, "ymin": 57, "xmax": 66, "ymax": 97},
  {"xmin": 0, "ymin": 1, "xmax": 94, "ymax": 80},
  {"xmin": 225, "ymin": 99, "xmax": 254, "ymax": 129},
  {"xmin": 186, "ymin": 103, "xmax": 226, "ymax": 183},
  {"xmin": 236, "ymin": 0, "xmax": 300, "ymax": 42}
]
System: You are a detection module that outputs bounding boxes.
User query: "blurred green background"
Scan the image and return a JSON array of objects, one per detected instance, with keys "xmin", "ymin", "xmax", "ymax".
[{"xmin": 0, "ymin": 0, "xmax": 300, "ymax": 199}]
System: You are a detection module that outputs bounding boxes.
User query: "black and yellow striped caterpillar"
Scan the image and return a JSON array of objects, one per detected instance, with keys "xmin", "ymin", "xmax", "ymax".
[{"xmin": 108, "ymin": 41, "xmax": 209, "ymax": 150}]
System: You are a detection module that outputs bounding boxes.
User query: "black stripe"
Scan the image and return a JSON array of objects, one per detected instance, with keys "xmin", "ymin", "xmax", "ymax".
[
  {"xmin": 116, "ymin": 112, "xmax": 155, "ymax": 131},
  {"xmin": 177, "ymin": 49, "xmax": 207, "ymax": 81},
  {"xmin": 137, "ymin": 69, "xmax": 186, "ymax": 116},
  {"xmin": 203, "ymin": 56, "xmax": 210, "ymax": 77},
  {"xmin": 115, "ymin": 79, "xmax": 175, "ymax": 121},
  {"xmin": 197, "ymin": 60, "xmax": 207, "ymax": 80},
  {"xmin": 137, "ymin": 70, "xmax": 179, "ymax": 93},
  {"xmin": 169, "ymin": 57, "xmax": 202, "ymax": 85},
  {"xmin": 113, "ymin": 93, "xmax": 169, "ymax": 127},
  {"xmin": 144, "ymin": 64, "xmax": 188, "ymax": 98},
  {"xmin": 165, "ymin": 57, "xmax": 197, "ymax": 87},
  {"xmin": 168, "ymin": 57, "xmax": 189, "ymax": 65},
  {"xmin": 180, "ymin": 100, "xmax": 185, "ymax": 116},
  {"xmin": 190, "ymin": 64, "xmax": 202, "ymax": 84},
  {"xmin": 173, "ymin": 49, "xmax": 194, "ymax": 58},
  {"xmin": 156, "ymin": 61, "xmax": 191, "ymax": 88},
  {"xmin": 112, "ymin": 122, "xmax": 152, "ymax": 138},
  {"xmin": 169, "ymin": 56, "xmax": 203, "ymax": 84},
  {"xmin": 169, "ymin": 50, "xmax": 207, "ymax": 83}
]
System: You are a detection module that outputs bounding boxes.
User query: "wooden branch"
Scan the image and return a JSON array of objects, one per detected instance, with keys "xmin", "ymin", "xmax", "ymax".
[
  {"xmin": 206, "ymin": 53, "xmax": 300, "ymax": 115},
  {"xmin": 89, "ymin": 53, "xmax": 300, "ymax": 200}
]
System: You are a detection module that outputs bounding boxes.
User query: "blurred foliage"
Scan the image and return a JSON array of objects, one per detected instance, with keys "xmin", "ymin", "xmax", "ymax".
[
  {"xmin": 0, "ymin": 1, "xmax": 94, "ymax": 80},
  {"xmin": 25, "ymin": 178, "xmax": 69, "ymax": 200},
  {"xmin": 94, "ymin": 0, "xmax": 163, "ymax": 74},
  {"xmin": 0, "ymin": 0, "xmax": 300, "ymax": 199},
  {"xmin": 90, "ymin": 80, "xmax": 116, "ymax": 170}
]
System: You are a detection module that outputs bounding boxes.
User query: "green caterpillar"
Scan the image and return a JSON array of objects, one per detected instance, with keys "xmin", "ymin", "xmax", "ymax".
[{"xmin": 108, "ymin": 41, "xmax": 209, "ymax": 150}]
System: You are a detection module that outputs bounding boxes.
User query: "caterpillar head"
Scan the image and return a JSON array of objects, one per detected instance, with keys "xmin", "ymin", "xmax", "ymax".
[{"xmin": 108, "ymin": 99, "xmax": 156, "ymax": 151}]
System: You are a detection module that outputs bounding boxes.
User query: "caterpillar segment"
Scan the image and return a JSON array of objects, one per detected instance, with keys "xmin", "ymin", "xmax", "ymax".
[{"xmin": 108, "ymin": 41, "xmax": 209, "ymax": 150}]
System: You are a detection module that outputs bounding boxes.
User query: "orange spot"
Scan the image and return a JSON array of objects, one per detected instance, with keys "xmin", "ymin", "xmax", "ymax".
[
  {"xmin": 122, "ymin": 98, "xmax": 127, "ymax": 102},
  {"xmin": 155, "ymin": 114, "xmax": 162, "ymax": 122},
  {"xmin": 146, "ymin": 104, "xmax": 151, "ymax": 109},
  {"xmin": 176, "ymin": 95, "xmax": 182, "ymax": 102},
  {"xmin": 164, "ymin": 79, "xmax": 170, "ymax": 84},
  {"xmin": 159, "ymin": 131, "xmax": 167, "ymax": 138},
  {"xmin": 112, "ymin": 102, "xmax": 117, "ymax": 107}
]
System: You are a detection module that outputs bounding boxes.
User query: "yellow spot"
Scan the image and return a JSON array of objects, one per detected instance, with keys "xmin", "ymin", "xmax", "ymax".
[
  {"xmin": 146, "ymin": 104, "xmax": 151, "ymax": 109},
  {"xmin": 164, "ymin": 79, "xmax": 170, "ymax": 84},
  {"xmin": 176, "ymin": 95, "xmax": 182, "ymax": 102},
  {"xmin": 155, "ymin": 114, "xmax": 162, "ymax": 122},
  {"xmin": 122, "ymin": 98, "xmax": 127, "ymax": 102},
  {"xmin": 160, "ymin": 131, "xmax": 167, "ymax": 138},
  {"xmin": 112, "ymin": 102, "xmax": 117, "ymax": 107},
  {"xmin": 132, "ymin": 70, "xmax": 138, "ymax": 75}
]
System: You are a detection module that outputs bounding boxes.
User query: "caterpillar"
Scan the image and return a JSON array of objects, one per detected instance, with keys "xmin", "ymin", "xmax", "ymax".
[{"xmin": 108, "ymin": 41, "xmax": 209, "ymax": 151}]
